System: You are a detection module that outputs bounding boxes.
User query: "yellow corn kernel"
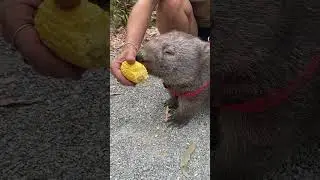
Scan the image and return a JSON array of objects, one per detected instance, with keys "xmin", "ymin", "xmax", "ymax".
[
  {"xmin": 120, "ymin": 61, "xmax": 148, "ymax": 84},
  {"xmin": 34, "ymin": 0, "xmax": 109, "ymax": 69}
]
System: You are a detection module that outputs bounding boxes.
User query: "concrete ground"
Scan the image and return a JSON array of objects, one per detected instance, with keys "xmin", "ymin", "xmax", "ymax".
[
  {"xmin": 0, "ymin": 33, "xmax": 210, "ymax": 179},
  {"xmin": 1, "ymin": 29, "xmax": 320, "ymax": 179},
  {"xmin": 109, "ymin": 31, "xmax": 320, "ymax": 179},
  {"xmin": 109, "ymin": 28, "xmax": 210, "ymax": 179},
  {"xmin": 109, "ymin": 64, "xmax": 211, "ymax": 180},
  {"xmin": 0, "ymin": 36, "xmax": 110, "ymax": 179}
]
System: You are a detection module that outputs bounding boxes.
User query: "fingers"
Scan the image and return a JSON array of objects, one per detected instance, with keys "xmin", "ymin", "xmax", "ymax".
[
  {"xmin": 110, "ymin": 47, "xmax": 139, "ymax": 86},
  {"xmin": 15, "ymin": 25, "xmax": 85, "ymax": 79},
  {"xmin": 1, "ymin": 0, "xmax": 85, "ymax": 79},
  {"xmin": 126, "ymin": 59, "xmax": 136, "ymax": 64},
  {"xmin": 124, "ymin": 44, "xmax": 138, "ymax": 64},
  {"xmin": 2, "ymin": 0, "xmax": 143, "ymax": 82},
  {"xmin": 110, "ymin": 58, "xmax": 135, "ymax": 86},
  {"xmin": 125, "ymin": 54, "xmax": 136, "ymax": 64}
]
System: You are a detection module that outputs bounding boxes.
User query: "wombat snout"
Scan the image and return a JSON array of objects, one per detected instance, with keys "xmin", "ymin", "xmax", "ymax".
[{"xmin": 135, "ymin": 51, "xmax": 145, "ymax": 62}]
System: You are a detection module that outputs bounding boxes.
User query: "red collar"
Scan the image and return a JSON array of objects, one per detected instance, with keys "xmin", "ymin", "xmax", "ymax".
[
  {"xmin": 222, "ymin": 55, "xmax": 320, "ymax": 112},
  {"xmin": 164, "ymin": 81, "xmax": 211, "ymax": 98}
]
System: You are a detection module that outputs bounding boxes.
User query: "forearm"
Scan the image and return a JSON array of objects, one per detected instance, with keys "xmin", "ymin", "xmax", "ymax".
[
  {"xmin": 0, "ymin": 0, "xmax": 41, "ymax": 43},
  {"xmin": 125, "ymin": 0, "xmax": 158, "ymax": 51}
]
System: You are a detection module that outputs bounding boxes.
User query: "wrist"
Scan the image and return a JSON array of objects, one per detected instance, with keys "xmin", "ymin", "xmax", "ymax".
[
  {"xmin": 11, "ymin": 23, "xmax": 33, "ymax": 48},
  {"xmin": 122, "ymin": 41, "xmax": 139, "ymax": 53},
  {"xmin": 121, "ymin": 45, "xmax": 138, "ymax": 64}
]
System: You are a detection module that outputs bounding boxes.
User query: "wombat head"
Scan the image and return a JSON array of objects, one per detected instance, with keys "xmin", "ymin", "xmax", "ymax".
[{"xmin": 136, "ymin": 30, "xmax": 210, "ymax": 88}]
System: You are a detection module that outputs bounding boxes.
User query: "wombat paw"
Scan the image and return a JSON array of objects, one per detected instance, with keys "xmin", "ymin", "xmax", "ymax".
[
  {"xmin": 164, "ymin": 98, "xmax": 178, "ymax": 109},
  {"xmin": 167, "ymin": 119, "xmax": 189, "ymax": 129},
  {"xmin": 166, "ymin": 113, "xmax": 189, "ymax": 128}
]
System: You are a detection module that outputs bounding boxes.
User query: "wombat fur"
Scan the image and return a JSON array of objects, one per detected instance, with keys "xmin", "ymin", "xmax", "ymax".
[
  {"xmin": 137, "ymin": 1, "xmax": 320, "ymax": 178},
  {"xmin": 212, "ymin": 0, "xmax": 320, "ymax": 179},
  {"xmin": 136, "ymin": 30, "xmax": 210, "ymax": 127}
]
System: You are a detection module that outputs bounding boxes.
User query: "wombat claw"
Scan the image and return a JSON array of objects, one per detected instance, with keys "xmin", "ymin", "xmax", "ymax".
[
  {"xmin": 167, "ymin": 119, "xmax": 189, "ymax": 128},
  {"xmin": 166, "ymin": 112, "xmax": 189, "ymax": 128},
  {"xmin": 164, "ymin": 98, "xmax": 178, "ymax": 109}
]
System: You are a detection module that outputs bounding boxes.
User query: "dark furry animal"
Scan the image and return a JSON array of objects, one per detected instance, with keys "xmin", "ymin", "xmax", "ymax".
[
  {"xmin": 212, "ymin": 0, "xmax": 320, "ymax": 179},
  {"xmin": 136, "ymin": 30, "xmax": 210, "ymax": 127}
]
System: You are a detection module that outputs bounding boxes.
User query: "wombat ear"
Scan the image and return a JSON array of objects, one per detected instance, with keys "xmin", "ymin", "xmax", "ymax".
[
  {"xmin": 202, "ymin": 41, "xmax": 210, "ymax": 53},
  {"xmin": 198, "ymin": 40, "xmax": 210, "ymax": 63}
]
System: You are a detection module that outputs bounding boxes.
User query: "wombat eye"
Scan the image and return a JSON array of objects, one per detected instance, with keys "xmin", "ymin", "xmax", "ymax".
[
  {"xmin": 164, "ymin": 50, "xmax": 175, "ymax": 56},
  {"xmin": 163, "ymin": 45, "xmax": 175, "ymax": 56}
]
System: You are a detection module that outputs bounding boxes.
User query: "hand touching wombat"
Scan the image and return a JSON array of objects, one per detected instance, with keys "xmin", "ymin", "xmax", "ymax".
[{"xmin": 136, "ymin": 31, "xmax": 210, "ymax": 127}]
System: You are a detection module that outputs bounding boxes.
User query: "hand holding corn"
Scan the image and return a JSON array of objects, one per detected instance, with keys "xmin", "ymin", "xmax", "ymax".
[
  {"xmin": 0, "ymin": 0, "xmax": 86, "ymax": 79},
  {"xmin": 34, "ymin": 0, "xmax": 109, "ymax": 69},
  {"xmin": 120, "ymin": 61, "xmax": 148, "ymax": 84}
]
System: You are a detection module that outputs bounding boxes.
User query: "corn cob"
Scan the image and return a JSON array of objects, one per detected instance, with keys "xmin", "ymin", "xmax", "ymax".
[
  {"xmin": 34, "ymin": 0, "xmax": 109, "ymax": 68},
  {"xmin": 120, "ymin": 61, "xmax": 149, "ymax": 84}
]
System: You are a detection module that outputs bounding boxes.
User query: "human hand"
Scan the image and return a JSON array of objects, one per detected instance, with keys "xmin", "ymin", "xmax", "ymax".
[
  {"xmin": 0, "ymin": 0, "xmax": 85, "ymax": 80},
  {"xmin": 110, "ymin": 43, "xmax": 138, "ymax": 86}
]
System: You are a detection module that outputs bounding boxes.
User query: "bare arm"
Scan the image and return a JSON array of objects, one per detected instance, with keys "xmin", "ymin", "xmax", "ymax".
[
  {"xmin": 110, "ymin": 0, "xmax": 159, "ymax": 86},
  {"xmin": 125, "ymin": 0, "xmax": 158, "ymax": 51}
]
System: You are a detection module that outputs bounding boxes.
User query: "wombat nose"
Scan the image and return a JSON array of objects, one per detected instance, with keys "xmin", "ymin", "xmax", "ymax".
[{"xmin": 136, "ymin": 51, "xmax": 144, "ymax": 62}]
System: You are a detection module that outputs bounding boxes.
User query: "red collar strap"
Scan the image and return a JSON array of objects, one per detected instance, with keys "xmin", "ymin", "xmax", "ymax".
[
  {"xmin": 164, "ymin": 81, "xmax": 211, "ymax": 98},
  {"xmin": 223, "ymin": 55, "xmax": 320, "ymax": 112}
]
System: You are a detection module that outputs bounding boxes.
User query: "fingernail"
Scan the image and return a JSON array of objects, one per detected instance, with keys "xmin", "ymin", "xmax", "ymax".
[{"xmin": 126, "ymin": 59, "xmax": 136, "ymax": 64}]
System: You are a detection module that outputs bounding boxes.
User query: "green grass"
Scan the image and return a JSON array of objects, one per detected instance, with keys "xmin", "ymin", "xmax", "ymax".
[
  {"xmin": 110, "ymin": 0, "xmax": 156, "ymax": 30},
  {"xmin": 111, "ymin": 0, "xmax": 136, "ymax": 29}
]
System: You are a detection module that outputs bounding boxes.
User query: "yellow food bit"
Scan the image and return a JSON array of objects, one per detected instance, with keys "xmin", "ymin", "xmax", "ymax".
[
  {"xmin": 34, "ymin": 0, "xmax": 109, "ymax": 68},
  {"xmin": 120, "ymin": 61, "xmax": 148, "ymax": 84}
]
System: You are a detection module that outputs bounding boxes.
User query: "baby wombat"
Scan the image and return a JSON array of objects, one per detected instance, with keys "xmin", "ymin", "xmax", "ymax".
[{"xmin": 136, "ymin": 30, "xmax": 210, "ymax": 127}]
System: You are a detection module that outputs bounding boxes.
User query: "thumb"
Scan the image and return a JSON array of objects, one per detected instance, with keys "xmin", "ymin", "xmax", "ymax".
[
  {"xmin": 124, "ymin": 49, "xmax": 137, "ymax": 64},
  {"xmin": 125, "ymin": 58, "xmax": 136, "ymax": 64}
]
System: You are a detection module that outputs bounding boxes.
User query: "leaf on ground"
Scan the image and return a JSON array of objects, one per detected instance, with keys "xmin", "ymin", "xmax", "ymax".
[
  {"xmin": 180, "ymin": 142, "xmax": 196, "ymax": 177},
  {"xmin": 0, "ymin": 97, "xmax": 42, "ymax": 107},
  {"xmin": 1, "ymin": 76, "xmax": 17, "ymax": 85},
  {"xmin": 110, "ymin": 93, "xmax": 122, "ymax": 96},
  {"xmin": 164, "ymin": 105, "xmax": 170, "ymax": 122}
]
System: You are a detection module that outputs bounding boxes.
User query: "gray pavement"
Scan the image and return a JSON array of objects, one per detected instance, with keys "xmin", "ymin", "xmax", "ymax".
[
  {"xmin": 0, "ymin": 34, "xmax": 210, "ymax": 179},
  {"xmin": 109, "ymin": 52, "xmax": 211, "ymax": 180},
  {"xmin": 1, "ymin": 33, "xmax": 320, "ymax": 179},
  {"xmin": 0, "ymin": 37, "xmax": 109, "ymax": 179}
]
